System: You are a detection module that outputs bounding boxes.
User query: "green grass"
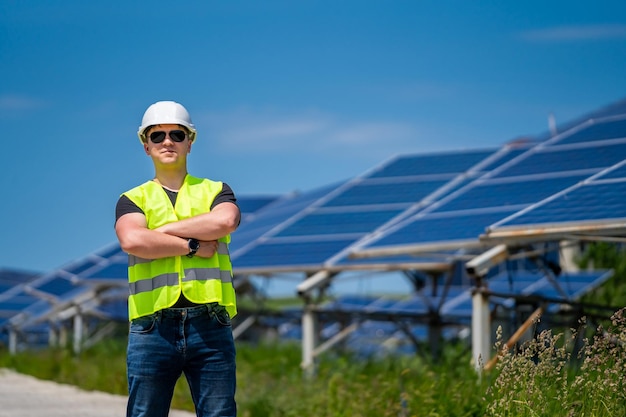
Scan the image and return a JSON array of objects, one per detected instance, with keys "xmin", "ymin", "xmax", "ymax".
[
  {"xmin": 2, "ymin": 308, "xmax": 625, "ymax": 416},
  {"xmin": 2, "ymin": 243, "xmax": 625, "ymax": 416}
]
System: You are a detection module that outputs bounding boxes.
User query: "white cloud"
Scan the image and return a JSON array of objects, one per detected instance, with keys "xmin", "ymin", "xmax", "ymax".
[
  {"xmin": 373, "ymin": 82, "xmax": 456, "ymax": 102},
  {"xmin": 220, "ymin": 118, "xmax": 330, "ymax": 151},
  {"xmin": 328, "ymin": 122, "xmax": 416, "ymax": 146},
  {"xmin": 199, "ymin": 108, "xmax": 419, "ymax": 156},
  {"xmin": 519, "ymin": 24, "xmax": 626, "ymax": 42},
  {"xmin": 0, "ymin": 94, "xmax": 47, "ymax": 111}
]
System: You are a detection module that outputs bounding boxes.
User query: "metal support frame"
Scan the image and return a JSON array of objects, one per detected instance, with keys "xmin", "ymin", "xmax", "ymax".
[
  {"xmin": 466, "ymin": 244, "xmax": 508, "ymax": 278},
  {"xmin": 232, "ymin": 315, "xmax": 257, "ymax": 339}
]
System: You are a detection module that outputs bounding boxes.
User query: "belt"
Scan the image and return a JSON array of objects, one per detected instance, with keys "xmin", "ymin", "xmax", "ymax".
[{"xmin": 157, "ymin": 303, "xmax": 223, "ymax": 319}]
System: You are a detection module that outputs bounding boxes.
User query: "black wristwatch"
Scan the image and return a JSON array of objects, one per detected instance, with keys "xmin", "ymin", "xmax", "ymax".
[{"xmin": 187, "ymin": 238, "xmax": 200, "ymax": 258}]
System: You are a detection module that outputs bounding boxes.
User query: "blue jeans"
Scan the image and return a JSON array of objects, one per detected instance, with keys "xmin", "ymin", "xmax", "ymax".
[{"xmin": 126, "ymin": 304, "xmax": 237, "ymax": 417}]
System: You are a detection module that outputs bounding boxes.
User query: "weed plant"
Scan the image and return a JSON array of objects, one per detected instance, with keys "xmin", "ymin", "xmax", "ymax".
[{"xmin": 485, "ymin": 308, "xmax": 626, "ymax": 416}]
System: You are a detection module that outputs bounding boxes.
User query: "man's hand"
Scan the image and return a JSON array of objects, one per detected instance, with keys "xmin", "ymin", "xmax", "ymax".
[{"xmin": 196, "ymin": 240, "xmax": 218, "ymax": 258}]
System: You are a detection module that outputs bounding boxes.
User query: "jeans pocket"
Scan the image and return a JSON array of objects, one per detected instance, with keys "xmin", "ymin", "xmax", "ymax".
[
  {"xmin": 213, "ymin": 308, "xmax": 232, "ymax": 327},
  {"xmin": 129, "ymin": 314, "xmax": 158, "ymax": 334}
]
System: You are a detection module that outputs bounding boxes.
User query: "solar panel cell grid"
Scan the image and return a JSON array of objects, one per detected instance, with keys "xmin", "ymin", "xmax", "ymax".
[
  {"xmin": 368, "ymin": 150, "xmax": 494, "ymax": 178},
  {"xmin": 36, "ymin": 277, "xmax": 76, "ymax": 296},
  {"xmin": 233, "ymin": 239, "xmax": 356, "ymax": 268},
  {"xmin": 552, "ymin": 118, "xmax": 626, "ymax": 146},
  {"xmin": 321, "ymin": 180, "xmax": 449, "ymax": 207},
  {"xmin": 370, "ymin": 210, "xmax": 518, "ymax": 247},
  {"xmin": 237, "ymin": 196, "xmax": 278, "ymax": 215},
  {"xmin": 436, "ymin": 175, "xmax": 588, "ymax": 212},
  {"xmin": 494, "ymin": 142, "xmax": 626, "ymax": 178},
  {"xmin": 504, "ymin": 181, "xmax": 626, "ymax": 226},
  {"xmin": 596, "ymin": 163, "xmax": 626, "ymax": 180},
  {"xmin": 325, "ymin": 295, "xmax": 380, "ymax": 311},
  {"xmin": 65, "ymin": 260, "xmax": 102, "ymax": 276},
  {"xmin": 275, "ymin": 210, "xmax": 404, "ymax": 237},
  {"xmin": 85, "ymin": 263, "xmax": 129, "ymax": 280},
  {"xmin": 0, "ymin": 294, "xmax": 40, "ymax": 310},
  {"xmin": 381, "ymin": 296, "xmax": 429, "ymax": 314},
  {"xmin": 478, "ymin": 146, "xmax": 533, "ymax": 172}
]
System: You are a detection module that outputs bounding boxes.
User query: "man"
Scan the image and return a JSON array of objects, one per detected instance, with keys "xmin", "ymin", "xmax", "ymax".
[{"xmin": 115, "ymin": 100, "xmax": 240, "ymax": 417}]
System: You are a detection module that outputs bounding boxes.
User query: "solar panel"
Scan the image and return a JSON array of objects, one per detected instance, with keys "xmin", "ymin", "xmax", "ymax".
[
  {"xmin": 311, "ymin": 268, "xmax": 612, "ymax": 357},
  {"xmin": 439, "ymin": 270, "xmax": 612, "ymax": 318},
  {"xmin": 236, "ymin": 195, "xmax": 280, "ymax": 215},
  {"xmin": 275, "ymin": 209, "xmax": 405, "ymax": 237},
  {"xmin": 368, "ymin": 149, "xmax": 494, "ymax": 177},
  {"xmin": 234, "ymin": 239, "xmax": 357, "ymax": 269},
  {"xmin": 367, "ymin": 210, "xmax": 520, "ymax": 249},
  {"xmin": 35, "ymin": 277, "xmax": 77, "ymax": 297},
  {"xmin": 230, "ymin": 183, "xmax": 343, "ymax": 254},
  {"xmin": 321, "ymin": 179, "xmax": 450, "ymax": 207},
  {"xmin": 438, "ymin": 174, "xmax": 589, "ymax": 212},
  {"xmin": 0, "ymin": 294, "xmax": 41, "ymax": 311},
  {"xmin": 493, "ymin": 141, "xmax": 626, "ymax": 178},
  {"xmin": 83, "ymin": 262, "xmax": 129, "ymax": 282},
  {"xmin": 502, "ymin": 181, "xmax": 626, "ymax": 226},
  {"xmin": 551, "ymin": 117, "xmax": 626, "ymax": 146},
  {"xmin": 485, "ymin": 158, "xmax": 626, "ymax": 240},
  {"xmin": 323, "ymin": 294, "xmax": 381, "ymax": 311},
  {"xmin": 483, "ymin": 270, "xmax": 612, "ymax": 310},
  {"xmin": 352, "ymin": 113, "xmax": 626, "ymax": 258},
  {"xmin": 232, "ymin": 148, "xmax": 505, "ymax": 271},
  {"xmin": 0, "ymin": 269, "xmax": 39, "ymax": 294}
]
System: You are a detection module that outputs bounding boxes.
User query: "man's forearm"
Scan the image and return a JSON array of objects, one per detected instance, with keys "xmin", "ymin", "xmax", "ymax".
[
  {"xmin": 118, "ymin": 227, "xmax": 190, "ymax": 259},
  {"xmin": 156, "ymin": 204, "xmax": 239, "ymax": 240}
]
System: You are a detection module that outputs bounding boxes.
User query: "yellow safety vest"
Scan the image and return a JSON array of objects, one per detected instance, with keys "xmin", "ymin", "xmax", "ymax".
[{"xmin": 122, "ymin": 175, "xmax": 237, "ymax": 320}]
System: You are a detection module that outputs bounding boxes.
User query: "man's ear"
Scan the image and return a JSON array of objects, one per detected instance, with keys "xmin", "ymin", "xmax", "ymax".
[
  {"xmin": 144, "ymin": 143, "xmax": 150, "ymax": 155},
  {"xmin": 187, "ymin": 142, "xmax": 192, "ymax": 154}
]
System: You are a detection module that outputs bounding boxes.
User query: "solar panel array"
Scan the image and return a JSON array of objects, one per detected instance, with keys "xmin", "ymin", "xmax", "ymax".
[
  {"xmin": 232, "ymin": 148, "xmax": 517, "ymax": 271},
  {"xmin": 2, "ymin": 97, "xmax": 626, "ymax": 355},
  {"xmin": 306, "ymin": 268, "xmax": 612, "ymax": 357},
  {"xmin": 352, "ymin": 112, "xmax": 626, "ymax": 258},
  {"xmin": 484, "ymin": 116, "xmax": 626, "ymax": 239}
]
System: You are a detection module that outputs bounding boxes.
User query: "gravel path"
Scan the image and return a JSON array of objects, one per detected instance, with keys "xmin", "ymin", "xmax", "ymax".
[{"xmin": 0, "ymin": 368, "xmax": 195, "ymax": 417}]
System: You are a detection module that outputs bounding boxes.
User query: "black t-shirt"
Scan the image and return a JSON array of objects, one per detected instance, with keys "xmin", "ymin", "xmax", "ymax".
[{"xmin": 115, "ymin": 181, "xmax": 237, "ymax": 223}]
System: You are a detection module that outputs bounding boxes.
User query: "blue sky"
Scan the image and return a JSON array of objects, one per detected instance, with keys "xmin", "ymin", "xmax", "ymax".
[{"xmin": 1, "ymin": 0, "xmax": 626, "ymax": 273}]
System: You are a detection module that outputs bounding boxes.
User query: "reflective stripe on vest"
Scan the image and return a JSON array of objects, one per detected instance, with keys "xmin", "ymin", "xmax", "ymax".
[{"xmin": 122, "ymin": 175, "xmax": 237, "ymax": 320}]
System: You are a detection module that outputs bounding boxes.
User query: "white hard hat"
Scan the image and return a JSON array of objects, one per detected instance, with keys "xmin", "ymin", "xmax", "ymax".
[{"xmin": 137, "ymin": 101, "xmax": 197, "ymax": 143}]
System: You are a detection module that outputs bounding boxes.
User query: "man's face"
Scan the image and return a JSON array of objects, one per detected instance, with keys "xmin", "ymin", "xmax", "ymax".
[{"xmin": 144, "ymin": 124, "xmax": 191, "ymax": 166}]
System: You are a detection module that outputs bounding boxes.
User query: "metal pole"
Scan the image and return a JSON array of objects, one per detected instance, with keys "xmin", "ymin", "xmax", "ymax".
[
  {"xmin": 301, "ymin": 302, "xmax": 318, "ymax": 377},
  {"xmin": 9, "ymin": 329, "xmax": 17, "ymax": 355},
  {"xmin": 73, "ymin": 313, "xmax": 83, "ymax": 354},
  {"xmin": 471, "ymin": 288, "xmax": 490, "ymax": 373}
]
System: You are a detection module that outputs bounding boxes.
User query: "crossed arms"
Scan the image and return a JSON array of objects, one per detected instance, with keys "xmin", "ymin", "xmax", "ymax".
[{"xmin": 115, "ymin": 202, "xmax": 240, "ymax": 259}]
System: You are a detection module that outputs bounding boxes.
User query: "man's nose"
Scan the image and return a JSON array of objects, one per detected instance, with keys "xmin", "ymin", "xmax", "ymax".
[{"xmin": 162, "ymin": 134, "xmax": 176, "ymax": 143}]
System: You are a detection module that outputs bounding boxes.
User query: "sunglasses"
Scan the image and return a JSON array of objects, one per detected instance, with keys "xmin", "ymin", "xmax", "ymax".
[{"xmin": 149, "ymin": 130, "xmax": 187, "ymax": 144}]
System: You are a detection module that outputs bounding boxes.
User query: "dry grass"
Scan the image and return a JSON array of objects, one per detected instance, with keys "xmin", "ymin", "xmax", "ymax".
[{"xmin": 485, "ymin": 308, "xmax": 626, "ymax": 417}]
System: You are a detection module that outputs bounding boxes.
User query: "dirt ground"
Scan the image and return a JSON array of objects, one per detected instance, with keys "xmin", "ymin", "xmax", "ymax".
[{"xmin": 0, "ymin": 368, "xmax": 195, "ymax": 417}]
